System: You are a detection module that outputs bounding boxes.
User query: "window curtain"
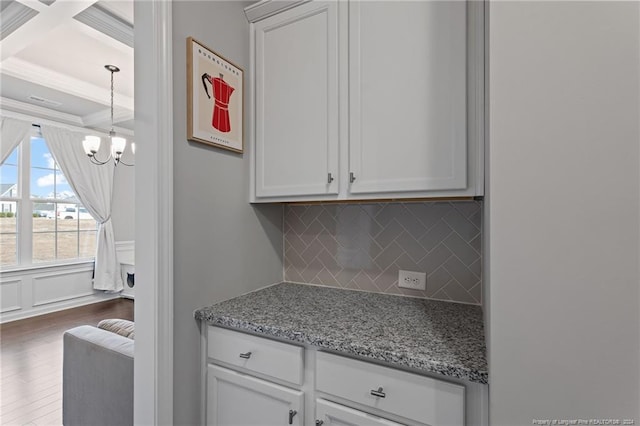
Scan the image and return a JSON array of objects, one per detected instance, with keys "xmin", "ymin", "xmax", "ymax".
[
  {"xmin": 1, "ymin": 117, "xmax": 32, "ymax": 164},
  {"xmin": 40, "ymin": 125, "xmax": 123, "ymax": 292}
]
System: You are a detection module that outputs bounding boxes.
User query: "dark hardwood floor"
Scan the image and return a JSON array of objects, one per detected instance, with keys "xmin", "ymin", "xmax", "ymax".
[{"xmin": 0, "ymin": 299, "xmax": 134, "ymax": 426}]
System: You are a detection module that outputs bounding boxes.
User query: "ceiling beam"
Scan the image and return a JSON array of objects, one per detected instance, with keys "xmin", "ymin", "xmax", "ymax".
[{"xmin": 0, "ymin": 0, "xmax": 97, "ymax": 61}]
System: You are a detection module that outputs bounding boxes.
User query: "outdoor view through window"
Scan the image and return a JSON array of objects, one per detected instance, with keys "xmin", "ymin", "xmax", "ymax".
[{"xmin": 0, "ymin": 135, "xmax": 97, "ymax": 266}]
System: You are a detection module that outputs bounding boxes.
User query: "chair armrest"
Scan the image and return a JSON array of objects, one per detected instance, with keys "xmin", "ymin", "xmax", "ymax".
[{"xmin": 63, "ymin": 325, "xmax": 134, "ymax": 426}]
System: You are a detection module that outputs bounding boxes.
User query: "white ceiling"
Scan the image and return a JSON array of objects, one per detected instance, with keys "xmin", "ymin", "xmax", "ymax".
[{"xmin": 0, "ymin": 0, "xmax": 134, "ymax": 133}]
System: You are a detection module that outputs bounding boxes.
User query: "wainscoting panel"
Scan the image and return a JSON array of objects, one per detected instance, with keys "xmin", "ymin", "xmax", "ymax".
[
  {"xmin": 0, "ymin": 262, "xmax": 120, "ymax": 323},
  {"xmin": 32, "ymin": 268, "xmax": 95, "ymax": 307},
  {"xmin": 0, "ymin": 278, "xmax": 22, "ymax": 313}
]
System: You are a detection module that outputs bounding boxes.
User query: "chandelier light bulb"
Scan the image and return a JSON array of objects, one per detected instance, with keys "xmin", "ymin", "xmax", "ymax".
[
  {"xmin": 111, "ymin": 137, "xmax": 126, "ymax": 155},
  {"xmin": 83, "ymin": 136, "xmax": 101, "ymax": 155}
]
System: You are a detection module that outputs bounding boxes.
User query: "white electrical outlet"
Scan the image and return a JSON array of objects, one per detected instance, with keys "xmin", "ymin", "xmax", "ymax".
[{"xmin": 398, "ymin": 270, "xmax": 427, "ymax": 291}]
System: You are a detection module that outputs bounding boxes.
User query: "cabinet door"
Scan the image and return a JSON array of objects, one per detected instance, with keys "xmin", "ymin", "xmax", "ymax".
[
  {"xmin": 315, "ymin": 399, "xmax": 404, "ymax": 426},
  {"xmin": 207, "ymin": 365, "xmax": 304, "ymax": 426},
  {"xmin": 254, "ymin": 1, "xmax": 340, "ymax": 198},
  {"xmin": 349, "ymin": 1, "xmax": 467, "ymax": 194}
]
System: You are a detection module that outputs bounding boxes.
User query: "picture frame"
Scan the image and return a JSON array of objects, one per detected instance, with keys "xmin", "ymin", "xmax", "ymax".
[{"xmin": 187, "ymin": 37, "xmax": 244, "ymax": 153}]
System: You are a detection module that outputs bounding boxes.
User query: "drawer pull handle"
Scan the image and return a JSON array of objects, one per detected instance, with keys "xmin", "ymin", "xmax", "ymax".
[
  {"xmin": 288, "ymin": 409, "xmax": 297, "ymax": 424},
  {"xmin": 370, "ymin": 387, "xmax": 386, "ymax": 398},
  {"xmin": 239, "ymin": 351, "xmax": 252, "ymax": 359},
  {"xmin": 350, "ymin": 172, "xmax": 356, "ymax": 183},
  {"xmin": 315, "ymin": 421, "xmax": 324, "ymax": 426},
  {"xmin": 327, "ymin": 173, "xmax": 334, "ymax": 183}
]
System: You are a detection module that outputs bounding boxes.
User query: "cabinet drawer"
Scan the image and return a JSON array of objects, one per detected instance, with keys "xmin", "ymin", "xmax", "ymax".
[
  {"xmin": 207, "ymin": 326, "xmax": 303, "ymax": 385},
  {"xmin": 316, "ymin": 352, "xmax": 464, "ymax": 426},
  {"xmin": 316, "ymin": 398, "xmax": 404, "ymax": 426}
]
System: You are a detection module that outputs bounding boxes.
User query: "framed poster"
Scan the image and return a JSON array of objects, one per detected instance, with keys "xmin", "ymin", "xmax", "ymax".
[{"xmin": 187, "ymin": 37, "xmax": 244, "ymax": 153}]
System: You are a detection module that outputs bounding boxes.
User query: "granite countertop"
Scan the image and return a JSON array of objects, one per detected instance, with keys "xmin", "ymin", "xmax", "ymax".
[{"xmin": 195, "ymin": 282, "xmax": 488, "ymax": 384}]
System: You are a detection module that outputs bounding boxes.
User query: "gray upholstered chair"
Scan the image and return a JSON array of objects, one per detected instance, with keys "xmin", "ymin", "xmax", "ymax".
[{"xmin": 63, "ymin": 323, "xmax": 134, "ymax": 426}]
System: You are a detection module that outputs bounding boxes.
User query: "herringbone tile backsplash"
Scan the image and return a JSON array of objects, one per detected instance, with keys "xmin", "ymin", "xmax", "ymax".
[{"xmin": 284, "ymin": 202, "xmax": 482, "ymax": 305}]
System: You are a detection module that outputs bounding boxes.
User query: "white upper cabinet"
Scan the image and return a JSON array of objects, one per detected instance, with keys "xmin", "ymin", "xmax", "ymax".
[
  {"xmin": 248, "ymin": 0, "xmax": 484, "ymax": 202},
  {"xmin": 253, "ymin": 1, "xmax": 340, "ymax": 198},
  {"xmin": 349, "ymin": 1, "xmax": 467, "ymax": 194}
]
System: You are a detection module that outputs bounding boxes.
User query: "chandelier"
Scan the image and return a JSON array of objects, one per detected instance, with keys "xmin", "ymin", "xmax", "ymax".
[{"xmin": 82, "ymin": 65, "xmax": 134, "ymax": 166}]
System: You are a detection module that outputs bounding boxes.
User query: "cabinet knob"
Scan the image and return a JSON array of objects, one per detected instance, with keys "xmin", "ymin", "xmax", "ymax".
[
  {"xmin": 349, "ymin": 172, "xmax": 356, "ymax": 183},
  {"xmin": 288, "ymin": 409, "xmax": 297, "ymax": 424},
  {"xmin": 370, "ymin": 386, "xmax": 386, "ymax": 398},
  {"xmin": 327, "ymin": 173, "xmax": 334, "ymax": 183},
  {"xmin": 239, "ymin": 351, "xmax": 252, "ymax": 359}
]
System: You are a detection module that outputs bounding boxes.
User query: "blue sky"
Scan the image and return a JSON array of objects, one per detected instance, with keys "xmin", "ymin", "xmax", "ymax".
[{"xmin": 0, "ymin": 137, "xmax": 75, "ymax": 200}]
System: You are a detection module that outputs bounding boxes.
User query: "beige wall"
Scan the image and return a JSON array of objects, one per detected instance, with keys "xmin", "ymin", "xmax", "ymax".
[{"xmin": 487, "ymin": 1, "xmax": 640, "ymax": 424}]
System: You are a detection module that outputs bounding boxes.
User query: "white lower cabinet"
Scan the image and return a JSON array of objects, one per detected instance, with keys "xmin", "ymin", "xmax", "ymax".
[
  {"xmin": 315, "ymin": 352, "xmax": 464, "ymax": 426},
  {"xmin": 207, "ymin": 365, "xmax": 304, "ymax": 426},
  {"xmin": 205, "ymin": 326, "xmax": 484, "ymax": 426},
  {"xmin": 207, "ymin": 326, "xmax": 304, "ymax": 385},
  {"xmin": 315, "ymin": 399, "xmax": 404, "ymax": 426}
]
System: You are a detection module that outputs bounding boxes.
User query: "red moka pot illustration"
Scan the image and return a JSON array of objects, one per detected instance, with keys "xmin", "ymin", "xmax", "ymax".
[{"xmin": 202, "ymin": 72, "xmax": 235, "ymax": 133}]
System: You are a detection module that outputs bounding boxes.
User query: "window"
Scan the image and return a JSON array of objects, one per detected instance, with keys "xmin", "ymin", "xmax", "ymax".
[
  {"xmin": 0, "ymin": 148, "xmax": 18, "ymax": 265},
  {"xmin": 0, "ymin": 131, "xmax": 97, "ymax": 267}
]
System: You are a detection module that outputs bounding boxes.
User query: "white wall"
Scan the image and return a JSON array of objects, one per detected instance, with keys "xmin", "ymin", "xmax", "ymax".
[
  {"xmin": 488, "ymin": 1, "xmax": 640, "ymax": 424},
  {"xmin": 112, "ymin": 161, "xmax": 135, "ymax": 242},
  {"xmin": 171, "ymin": 2, "xmax": 284, "ymax": 424}
]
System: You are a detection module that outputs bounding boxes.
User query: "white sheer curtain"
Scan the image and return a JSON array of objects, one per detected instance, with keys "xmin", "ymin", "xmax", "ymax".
[
  {"xmin": 41, "ymin": 125, "xmax": 123, "ymax": 292},
  {"xmin": 1, "ymin": 117, "xmax": 32, "ymax": 164}
]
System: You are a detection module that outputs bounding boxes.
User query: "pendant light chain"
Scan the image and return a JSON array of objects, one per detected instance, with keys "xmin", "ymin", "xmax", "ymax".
[{"xmin": 110, "ymin": 68, "xmax": 114, "ymax": 136}]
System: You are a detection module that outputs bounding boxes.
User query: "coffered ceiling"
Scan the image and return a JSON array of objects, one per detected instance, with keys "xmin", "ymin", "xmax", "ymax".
[{"xmin": 0, "ymin": 0, "xmax": 134, "ymax": 134}]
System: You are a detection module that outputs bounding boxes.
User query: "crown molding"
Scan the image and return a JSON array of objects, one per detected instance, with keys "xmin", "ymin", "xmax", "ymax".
[
  {"xmin": 244, "ymin": 0, "xmax": 310, "ymax": 23},
  {"xmin": 0, "ymin": 96, "xmax": 135, "ymax": 138},
  {"xmin": 1, "ymin": 1, "xmax": 39, "ymax": 40},
  {"xmin": 13, "ymin": 0, "xmax": 48, "ymax": 13},
  {"xmin": 74, "ymin": 3, "xmax": 133, "ymax": 48},
  {"xmin": 67, "ymin": 17, "xmax": 131, "ymax": 55},
  {"xmin": 0, "ymin": 57, "xmax": 134, "ymax": 111}
]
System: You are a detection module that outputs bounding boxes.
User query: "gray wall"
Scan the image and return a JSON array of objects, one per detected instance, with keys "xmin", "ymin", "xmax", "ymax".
[
  {"xmin": 111, "ymin": 161, "xmax": 135, "ymax": 241},
  {"xmin": 171, "ymin": 2, "xmax": 284, "ymax": 424},
  {"xmin": 488, "ymin": 1, "xmax": 640, "ymax": 424}
]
